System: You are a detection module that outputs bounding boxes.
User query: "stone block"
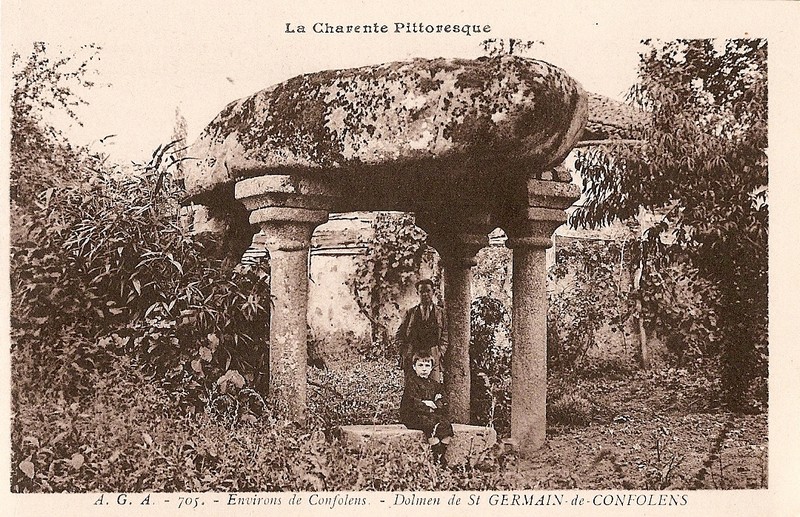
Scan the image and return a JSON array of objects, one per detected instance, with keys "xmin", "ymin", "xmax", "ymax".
[
  {"xmin": 338, "ymin": 424, "xmax": 497, "ymax": 465},
  {"xmin": 445, "ymin": 424, "xmax": 497, "ymax": 464},
  {"xmin": 184, "ymin": 56, "xmax": 588, "ymax": 199}
]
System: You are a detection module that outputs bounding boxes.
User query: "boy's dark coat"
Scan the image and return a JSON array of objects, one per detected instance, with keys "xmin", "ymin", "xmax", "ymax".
[{"xmin": 400, "ymin": 374, "xmax": 453, "ymax": 439}]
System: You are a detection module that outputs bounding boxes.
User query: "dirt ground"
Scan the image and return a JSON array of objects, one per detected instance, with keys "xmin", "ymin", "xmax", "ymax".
[
  {"xmin": 310, "ymin": 359, "xmax": 768, "ymax": 490},
  {"xmin": 518, "ymin": 373, "xmax": 768, "ymax": 489}
]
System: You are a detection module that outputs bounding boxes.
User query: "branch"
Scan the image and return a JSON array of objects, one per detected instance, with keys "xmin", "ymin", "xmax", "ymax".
[{"xmin": 574, "ymin": 139, "xmax": 646, "ymax": 148}]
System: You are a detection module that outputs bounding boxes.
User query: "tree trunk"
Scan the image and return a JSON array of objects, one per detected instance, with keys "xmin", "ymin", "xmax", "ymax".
[
  {"xmin": 633, "ymin": 264, "xmax": 650, "ymax": 369},
  {"xmin": 636, "ymin": 298, "xmax": 650, "ymax": 369}
]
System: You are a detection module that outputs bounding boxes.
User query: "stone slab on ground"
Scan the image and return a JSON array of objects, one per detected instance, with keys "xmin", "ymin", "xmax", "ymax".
[{"xmin": 338, "ymin": 424, "xmax": 497, "ymax": 465}]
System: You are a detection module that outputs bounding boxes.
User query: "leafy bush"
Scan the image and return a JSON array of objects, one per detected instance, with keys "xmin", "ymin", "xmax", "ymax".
[
  {"xmin": 640, "ymin": 261, "xmax": 719, "ymax": 364},
  {"xmin": 347, "ymin": 212, "xmax": 428, "ymax": 359},
  {"xmin": 472, "ymin": 245, "xmax": 512, "ymax": 308},
  {"xmin": 470, "ymin": 296, "xmax": 512, "ymax": 435},
  {"xmin": 547, "ymin": 237, "xmax": 722, "ymax": 382},
  {"xmin": 10, "ymin": 145, "xmax": 269, "ymax": 409},
  {"xmin": 547, "ymin": 239, "xmax": 633, "ymax": 370}
]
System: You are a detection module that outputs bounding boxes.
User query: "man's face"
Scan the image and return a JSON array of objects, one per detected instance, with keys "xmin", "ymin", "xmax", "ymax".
[
  {"xmin": 413, "ymin": 358, "xmax": 434, "ymax": 379},
  {"xmin": 418, "ymin": 283, "xmax": 434, "ymax": 306}
]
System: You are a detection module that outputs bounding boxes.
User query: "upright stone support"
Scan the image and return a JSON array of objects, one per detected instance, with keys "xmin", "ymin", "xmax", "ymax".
[
  {"xmin": 441, "ymin": 235, "xmax": 488, "ymax": 423},
  {"xmin": 255, "ymin": 208, "xmax": 327, "ymax": 421},
  {"xmin": 236, "ymin": 176, "xmax": 335, "ymax": 421},
  {"xmin": 442, "ymin": 262, "xmax": 473, "ymax": 424},
  {"xmin": 422, "ymin": 220, "xmax": 489, "ymax": 425},
  {"xmin": 504, "ymin": 179, "xmax": 580, "ymax": 455},
  {"xmin": 506, "ymin": 226, "xmax": 553, "ymax": 452}
]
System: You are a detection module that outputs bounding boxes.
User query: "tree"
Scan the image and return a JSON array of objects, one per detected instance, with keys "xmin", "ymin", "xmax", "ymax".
[
  {"xmin": 480, "ymin": 38, "xmax": 544, "ymax": 57},
  {"xmin": 10, "ymin": 42, "xmax": 100, "ymax": 212},
  {"xmin": 10, "ymin": 42, "xmax": 272, "ymax": 405},
  {"xmin": 571, "ymin": 39, "xmax": 768, "ymax": 410}
]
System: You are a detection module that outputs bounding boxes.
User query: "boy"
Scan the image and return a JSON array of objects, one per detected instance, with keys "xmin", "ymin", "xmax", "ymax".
[{"xmin": 399, "ymin": 352, "xmax": 454, "ymax": 464}]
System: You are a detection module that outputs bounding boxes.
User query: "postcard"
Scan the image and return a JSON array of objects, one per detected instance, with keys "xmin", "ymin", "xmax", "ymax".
[{"xmin": 2, "ymin": 1, "xmax": 799, "ymax": 516}]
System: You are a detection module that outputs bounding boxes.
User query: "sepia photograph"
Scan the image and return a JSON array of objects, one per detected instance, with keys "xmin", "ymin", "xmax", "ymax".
[{"xmin": 2, "ymin": 1, "xmax": 798, "ymax": 515}]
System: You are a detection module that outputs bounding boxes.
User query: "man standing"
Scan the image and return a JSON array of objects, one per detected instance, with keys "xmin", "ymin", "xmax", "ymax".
[{"xmin": 396, "ymin": 279, "xmax": 448, "ymax": 382}]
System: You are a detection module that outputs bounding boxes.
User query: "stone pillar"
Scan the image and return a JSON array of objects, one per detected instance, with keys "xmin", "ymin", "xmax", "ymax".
[
  {"xmin": 254, "ymin": 208, "xmax": 327, "ymax": 421},
  {"xmin": 437, "ymin": 234, "xmax": 487, "ymax": 423},
  {"xmin": 504, "ymin": 179, "xmax": 580, "ymax": 455},
  {"xmin": 506, "ymin": 225, "xmax": 553, "ymax": 452},
  {"xmin": 442, "ymin": 263, "xmax": 473, "ymax": 423},
  {"xmin": 236, "ymin": 176, "xmax": 334, "ymax": 422},
  {"xmin": 421, "ymin": 214, "xmax": 489, "ymax": 424}
]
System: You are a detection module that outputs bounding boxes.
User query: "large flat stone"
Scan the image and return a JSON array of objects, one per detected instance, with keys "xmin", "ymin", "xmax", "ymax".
[
  {"xmin": 338, "ymin": 423, "xmax": 497, "ymax": 465},
  {"xmin": 183, "ymin": 56, "xmax": 588, "ymax": 198}
]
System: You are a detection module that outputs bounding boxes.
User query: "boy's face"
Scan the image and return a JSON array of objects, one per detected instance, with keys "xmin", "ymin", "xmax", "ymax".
[{"xmin": 413, "ymin": 358, "xmax": 434, "ymax": 379}]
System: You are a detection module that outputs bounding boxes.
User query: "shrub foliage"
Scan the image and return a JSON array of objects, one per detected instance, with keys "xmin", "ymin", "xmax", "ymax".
[
  {"xmin": 347, "ymin": 212, "xmax": 428, "ymax": 359},
  {"xmin": 10, "ymin": 145, "xmax": 271, "ymax": 405},
  {"xmin": 469, "ymin": 296, "xmax": 512, "ymax": 434},
  {"xmin": 572, "ymin": 39, "xmax": 767, "ymax": 408}
]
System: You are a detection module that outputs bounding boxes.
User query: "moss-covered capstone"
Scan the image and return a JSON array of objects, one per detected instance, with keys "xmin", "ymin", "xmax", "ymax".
[{"xmin": 184, "ymin": 55, "xmax": 588, "ymax": 199}]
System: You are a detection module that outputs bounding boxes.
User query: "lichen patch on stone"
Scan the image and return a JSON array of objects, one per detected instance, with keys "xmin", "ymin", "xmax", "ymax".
[{"xmin": 183, "ymin": 56, "xmax": 589, "ymax": 198}]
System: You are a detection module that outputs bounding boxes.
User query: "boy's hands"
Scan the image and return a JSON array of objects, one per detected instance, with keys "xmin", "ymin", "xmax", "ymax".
[{"xmin": 423, "ymin": 400, "xmax": 438, "ymax": 410}]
